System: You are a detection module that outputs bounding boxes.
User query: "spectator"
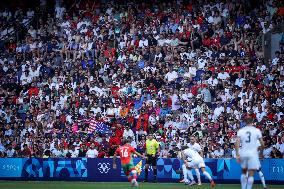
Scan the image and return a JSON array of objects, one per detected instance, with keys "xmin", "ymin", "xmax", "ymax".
[
  {"xmin": 0, "ymin": 0, "xmax": 283, "ymax": 160},
  {"xmin": 86, "ymin": 144, "xmax": 98, "ymax": 158}
]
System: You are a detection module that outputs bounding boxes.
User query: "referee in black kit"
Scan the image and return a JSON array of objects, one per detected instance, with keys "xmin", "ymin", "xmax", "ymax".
[{"xmin": 143, "ymin": 133, "xmax": 160, "ymax": 183}]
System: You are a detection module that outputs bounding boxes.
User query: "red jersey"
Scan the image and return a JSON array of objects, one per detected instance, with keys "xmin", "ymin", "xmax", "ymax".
[{"xmin": 115, "ymin": 144, "xmax": 135, "ymax": 165}]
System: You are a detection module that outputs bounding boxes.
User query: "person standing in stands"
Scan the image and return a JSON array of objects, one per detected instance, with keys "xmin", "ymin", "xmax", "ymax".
[{"xmin": 143, "ymin": 133, "xmax": 160, "ymax": 183}]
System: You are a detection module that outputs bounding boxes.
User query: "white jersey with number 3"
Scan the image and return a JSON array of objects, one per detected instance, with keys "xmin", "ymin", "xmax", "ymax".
[{"xmin": 237, "ymin": 126, "xmax": 262, "ymax": 157}]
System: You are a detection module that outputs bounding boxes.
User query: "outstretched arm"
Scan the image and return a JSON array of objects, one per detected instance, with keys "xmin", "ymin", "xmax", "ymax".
[{"xmin": 134, "ymin": 151, "xmax": 146, "ymax": 159}]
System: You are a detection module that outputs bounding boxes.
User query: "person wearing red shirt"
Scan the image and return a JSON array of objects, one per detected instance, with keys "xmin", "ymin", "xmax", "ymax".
[
  {"xmin": 20, "ymin": 144, "xmax": 32, "ymax": 157},
  {"xmin": 136, "ymin": 109, "xmax": 149, "ymax": 132},
  {"xmin": 202, "ymin": 34, "xmax": 212, "ymax": 47},
  {"xmin": 109, "ymin": 132, "xmax": 121, "ymax": 156},
  {"xmin": 115, "ymin": 123, "xmax": 124, "ymax": 138},
  {"xmin": 147, "ymin": 82, "xmax": 157, "ymax": 94},
  {"xmin": 113, "ymin": 139, "xmax": 145, "ymax": 187},
  {"xmin": 28, "ymin": 83, "xmax": 39, "ymax": 97},
  {"xmin": 98, "ymin": 147, "xmax": 108, "ymax": 158},
  {"xmin": 111, "ymin": 84, "xmax": 120, "ymax": 98},
  {"xmin": 211, "ymin": 34, "xmax": 221, "ymax": 49}
]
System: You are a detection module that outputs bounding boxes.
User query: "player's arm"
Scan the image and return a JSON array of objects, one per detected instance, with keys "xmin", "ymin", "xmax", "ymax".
[
  {"xmin": 134, "ymin": 150, "xmax": 146, "ymax": 159},
  {"xmin": 156, "ymin": 141, "xmax": 160, "ymax": 156}
]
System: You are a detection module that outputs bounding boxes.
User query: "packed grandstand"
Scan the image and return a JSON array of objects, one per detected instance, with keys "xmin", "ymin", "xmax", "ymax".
[{"xmin": 0, "ymin": 0, "xmax": 283, "ymax": 159}]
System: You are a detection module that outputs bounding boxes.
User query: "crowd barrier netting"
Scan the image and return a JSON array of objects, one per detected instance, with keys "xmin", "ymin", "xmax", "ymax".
[{"xmin": 0, "ymin": 158, "xmax": 283, "ymax": 184}]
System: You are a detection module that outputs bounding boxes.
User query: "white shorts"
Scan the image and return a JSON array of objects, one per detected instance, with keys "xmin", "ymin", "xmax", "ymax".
[
  {"xmin": 188, "ymin": 158, "xmax": 206, "ymax": 169},
  {"xmin": 240, "ymin": 155, "xmax": 260, "ymax": 170}
]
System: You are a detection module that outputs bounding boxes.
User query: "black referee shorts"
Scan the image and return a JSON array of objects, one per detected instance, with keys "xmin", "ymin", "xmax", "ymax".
[{"xmin": 146, "ymin": 154, "xmax": 157, "ymax": 166}]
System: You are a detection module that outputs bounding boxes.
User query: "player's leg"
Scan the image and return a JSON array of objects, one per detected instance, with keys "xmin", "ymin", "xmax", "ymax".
[
  {"xmin": 195, "ymin": 167, "xmax": 201, "ymax": 185},
  {"xmin": 181, "ymin": 164, "xmax": 188, "ymax": 183},
  {"xmin": 199, "ymin": 159, "xmax": 215, "ymax": 187},
  {"xmin": 191, "ymin": 159, "xmax": 201, "ymax": 185},
  {"xmin": 123, "ymin": 164, "xmax": 133, "ymax": 183},
  {"xmin": 186, "ymin": 166, "xmax": 196, "ymax": 185},
  {"xmin": 240, "ymin": 157, "xmax": 249, "ymax": 189},
  {"xmin": 185, "ymin": 161, "xmax": 196, "ymax": 185},
  {"xmin": 129, "ymin": 169, "xmax": 139, "ymax": 187},
  {"xmin": 246, "ymin": 156, "xmax": 259, "ymax": 189},
  {"xmin": 241, "ymin": 168, "xmax": 248, "ymax": 189},
  {"xmin": 257, "ymin": 159, "xmax": 267, "ymax": 189},
  {"xmin": 258, "ymin": 169, "xmax": 267, "ymax": 189},
  {"xmin": 152, "ymin": 155, "xmax": 158, "ymax": 182},
  {"xmin": 246, "ymin": 170, "xmax": 255, "ymax": 189},
  {"xmin": 187, "ymin": 169, "xmax": 196, "ymax": 185},
  {"xmin": 200, "ymin": 167, "xmax": 215, "ymax": 187},
  {"xmin": 143, "ymin": 155, "xmax": 150, "ymax": 182}
]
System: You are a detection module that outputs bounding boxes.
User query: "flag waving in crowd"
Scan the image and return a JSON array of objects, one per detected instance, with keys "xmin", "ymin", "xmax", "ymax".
[{"xmin": 72, "ymin": 117, "xmax": 111, "ymax": 134}]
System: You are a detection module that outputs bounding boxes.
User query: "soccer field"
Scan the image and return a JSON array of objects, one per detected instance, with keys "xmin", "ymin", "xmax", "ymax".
[{"xmin": 0, "ymin": 181, "xmax": 283, "ymax": 189}]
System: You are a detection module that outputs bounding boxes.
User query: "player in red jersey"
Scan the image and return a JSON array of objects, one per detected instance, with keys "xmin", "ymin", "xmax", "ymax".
[{"xmin": 113, "ymin": 139, "xmax": 146, "ymax": 187}]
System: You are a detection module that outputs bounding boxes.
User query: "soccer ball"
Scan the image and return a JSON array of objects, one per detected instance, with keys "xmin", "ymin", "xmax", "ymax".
[{"xmin": 184, "ymin": 180, "xmax": 190, "ymax": 185}]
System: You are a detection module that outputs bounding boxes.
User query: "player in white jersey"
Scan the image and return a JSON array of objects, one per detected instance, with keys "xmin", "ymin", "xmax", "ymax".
[
  {"xmin": 246, "ymin": 140, "xmax": 267, "ymax": 189},
  {"xmin": 236, "ymin": 117, "xmax": 264, "ymax": 189},
  {"xmin": 183, "ymin": 136, "xmax": 203, "ymax": 185},
  {"xmin": 181, "ymin": 146, "xmax": 215, "ymax": 188}
]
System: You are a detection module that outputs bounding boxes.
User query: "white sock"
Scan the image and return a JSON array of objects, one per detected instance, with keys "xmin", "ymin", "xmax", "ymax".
[
  {"xmin": 241, "ymin": 174, "xmax": 247, "ymax": 189},
  {"xmin": 258, "ymin": 171, "xmax": 267, "ymax": 188},
  {"xmin": 187, "ymin": 170, "xmax": 194, "ymax": 181},
  {"xmin": 247, "ymin": 176, "xmax": 254, "ymax": 189},
  {"xmin": 203, "ymin": 171, "xmax": 212, "ymax": 181},
  {"xmin": 195, "ymin": 168, "xmax": 201, "ymax": 183},
  {"xmin": 182, "ymin": 165, "xmax": 188, "ymax": 181}
]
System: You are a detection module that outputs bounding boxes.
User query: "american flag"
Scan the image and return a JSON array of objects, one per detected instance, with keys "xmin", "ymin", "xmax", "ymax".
[
  {"xmin": 72, "ymin": 117, "xmax": 110, "ymax": 134},
  {"xmin": 93, "ymin": 122, "xmax": 111, "ymax": 134}
]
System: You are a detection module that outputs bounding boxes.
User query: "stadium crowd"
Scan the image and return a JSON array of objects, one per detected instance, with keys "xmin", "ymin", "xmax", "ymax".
[{"xmin": 0, "ymin": 0, "xmax": 284, "ymax": 159}]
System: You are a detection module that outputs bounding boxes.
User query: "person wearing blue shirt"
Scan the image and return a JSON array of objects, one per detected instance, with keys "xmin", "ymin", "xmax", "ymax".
[{"xmin": 134, "ymin": 95, "xmax": 144, "ymax": 110}]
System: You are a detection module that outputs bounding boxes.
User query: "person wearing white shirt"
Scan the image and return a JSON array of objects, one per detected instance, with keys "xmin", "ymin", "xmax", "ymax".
[
  {"xmin": 217, "ymin": 69, "xmax": 230, "ymax": 80},
  {"xmin": 171, "ymin": 92, "xmax": 181, "ymax": 111},
  {"xmin": 138, "ymin": 37, "xmax": 148, "ymax": 48},
  {"xmin": 276, "ymin": 137, "xmax": 284, "ymax": 155},
  {"xmin": 20, "ymin": 71, "xmax": 32, "ymax": 85},
  {"xmin": 69, "ymin": 146, "xmax": 79, "ymax": 158},
  {"xmin": 52, "ymin": 145, "xmax": 63, "ymax": 157},
  {"xmin": 256, "ymin": 111, "xmax": 266, "ymax": 122},
  {"xmin": 213, "ymin": 145, "xmax": 224, "ymax": 158},
  {"xmin": 213, "ymin": 104, "xmax": 224, "ymax": 118},
  {"xmin": 91, "ymin": 104, "xmax": 102, "ymax": 115},
  {"xmin": 164, "ymin": 69, "xmax": 178, "ymax": 83},
  {"xmin": 197, "ymin": 58, "xmax": 206, "ymax": 69},
  {"xmin": 207, "ymin": 76, "xmax": 218, "ymax": 87},
  {"xmin": 263, "ymin": 145, "xmax": 272, "ymax": 158},
  {"xmin": 256, "ymin": 63, "xmax": 266, "ymax": 73},
  {"xmin": 188, "ymin": 66, "xmax": 197, "ymax": 77},
  {"xmin": 123, "ymin": 125, "xmax": 135, "ymax": 139},
  {"xmin": 235, "ymin": 74, "xmax": 245, "ymax": 88},
  {"xmin": 86, "ymin": 144, "xmax": 98, "ymax": 158},
  {"xmin": 6, "ymin": 146, "xmax": 15, "ymax": 157},
  {"xmin": 185, "ymin": 137, "xmax": 203, "ymax": 185}
]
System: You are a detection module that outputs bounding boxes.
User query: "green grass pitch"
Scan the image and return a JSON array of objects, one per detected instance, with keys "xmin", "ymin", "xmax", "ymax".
[{"xmin": 0, "ymin": 181, "xmax": 283, "ymax": 189}]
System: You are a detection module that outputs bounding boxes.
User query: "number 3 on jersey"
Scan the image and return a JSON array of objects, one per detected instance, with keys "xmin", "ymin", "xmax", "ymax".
[
  {"xmin": 120, "ymin": 149, "xmax": 129, "ymax": 158},
  {"xmin": 245, "ymin": 131, "xmax": 251, "ymax": 143}
]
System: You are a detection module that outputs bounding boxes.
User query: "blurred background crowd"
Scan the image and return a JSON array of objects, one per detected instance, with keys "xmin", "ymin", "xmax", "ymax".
[{"xmin": 0, "ymin": 0, "xmax": 284, "ymax": 159}]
